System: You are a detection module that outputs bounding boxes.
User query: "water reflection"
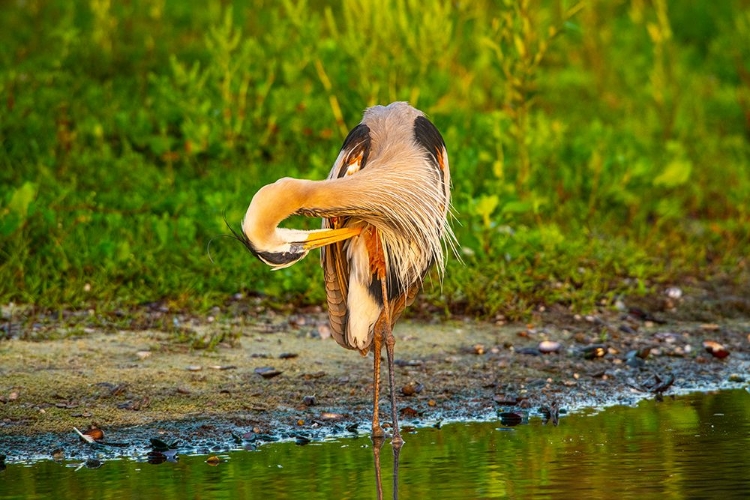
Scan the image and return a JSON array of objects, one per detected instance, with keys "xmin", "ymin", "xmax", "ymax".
[
  {"xmin": 371, "ymin": 435, "xmax": 401, "ymax": 500},
  {"xmin": 1, "ymin": 390, "xmax": 748, "ymax": 499}
]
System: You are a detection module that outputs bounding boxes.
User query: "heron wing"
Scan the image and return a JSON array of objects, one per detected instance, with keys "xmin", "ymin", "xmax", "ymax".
[
  {"xmin": 321, "ymin": 122, "xmax": 375, "ymax": 349},
  {"xmin": 321, "ymin": 217, "xmax": 351, "ymax": 349}
]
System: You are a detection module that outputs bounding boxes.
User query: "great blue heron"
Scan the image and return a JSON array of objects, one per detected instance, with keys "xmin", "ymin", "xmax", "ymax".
[{"xmin": 235, "ymin": 102, "xmax": 455, "ymax": 446}]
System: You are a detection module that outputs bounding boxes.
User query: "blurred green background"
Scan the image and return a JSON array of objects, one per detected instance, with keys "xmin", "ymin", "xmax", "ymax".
[{"xmin": 1, "ymin": 0, "xmax": 748, "ymax": 322}]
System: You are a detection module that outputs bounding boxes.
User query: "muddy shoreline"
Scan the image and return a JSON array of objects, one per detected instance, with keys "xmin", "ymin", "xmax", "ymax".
[{"xmin": 1, "ymin": 284, "xmax": 748, "ymax": 463}]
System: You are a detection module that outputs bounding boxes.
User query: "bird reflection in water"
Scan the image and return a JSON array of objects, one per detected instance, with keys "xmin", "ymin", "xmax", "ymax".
[{"xmin": 373, "ymin": 433, "xmax": 400, "ymax": 499}]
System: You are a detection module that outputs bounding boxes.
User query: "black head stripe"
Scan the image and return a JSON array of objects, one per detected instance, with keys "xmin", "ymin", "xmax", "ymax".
[
  {"xmin": 255, "ymin": 249, "xmax": 304, "ymax": 267},
  {"xmin": 225, "ymin": 218, "xmax": 304, "ymax": 267},
  {"xmin": 337, "ymin": 124, "xmax": 372, "ymax": 178},
  {"xmin": 413, "ymin": 115, "xmax": 446, "ymax": 183}
]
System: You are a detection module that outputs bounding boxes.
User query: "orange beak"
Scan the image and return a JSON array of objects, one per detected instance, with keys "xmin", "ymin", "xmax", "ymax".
[{"xmin": 302, "ymin": 226, "xmax": 362, "ymax": 250}]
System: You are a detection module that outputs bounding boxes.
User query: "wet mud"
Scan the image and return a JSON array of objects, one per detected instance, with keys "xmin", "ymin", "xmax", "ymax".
[{"xmin": 1, "ymin": 282, "xmax": 748, "ymax": 462}]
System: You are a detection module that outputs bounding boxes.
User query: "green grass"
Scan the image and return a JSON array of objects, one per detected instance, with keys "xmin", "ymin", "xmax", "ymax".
[{"xmin": 1, "ymin": 0, "xmax": 749, "ymax": 323}]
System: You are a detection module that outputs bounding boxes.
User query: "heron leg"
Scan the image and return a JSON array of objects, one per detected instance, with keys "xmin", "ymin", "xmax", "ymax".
[
  {"xmin": 371, "ymin": 317, "xmax": 385, "ymax": 439},
  {"xmin": 384, "ymin": 322, "xmax": 403, "ymax": 448},
  {"xmin": 380, "ymin": 279, "xmax": 403, "ymax": 448}
]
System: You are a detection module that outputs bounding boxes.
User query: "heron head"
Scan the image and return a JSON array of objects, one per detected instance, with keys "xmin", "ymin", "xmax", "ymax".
[
  {"xmin": 227, "ymin": 223, "xmax": 310, "ymax": 270},
  {"xmin": 232, "ymin": 178, "xmax": 361, "ymax": 270}
]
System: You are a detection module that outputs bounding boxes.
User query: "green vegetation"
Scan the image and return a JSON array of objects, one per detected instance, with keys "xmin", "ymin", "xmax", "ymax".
[{"xmin": 1, "ymin": 0, "xmax": 749, "ymax": 321}]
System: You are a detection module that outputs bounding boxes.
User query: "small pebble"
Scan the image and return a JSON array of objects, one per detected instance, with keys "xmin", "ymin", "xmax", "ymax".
[
  {"xmin": 401, "ymin": 381, "xmax": 424, "ymax": 396},
  {"xmin": 703, "ymin": 340, "xmax": 729, "ymax": 359},
  {"xmin": 394, "ymin": 359, "xmax": 423, "ymax": 367},
  {"xmin": 493, "ymin": 394, "xmax": 520, "ymax": 405},
  {"xmin": 302, "ymin": 395, "xmax": 316, "ymax": 406},
  {"xmin": 582, "ymin": 345, "xmax": 607, "ymax": 360},
  {"xmin": 400, "ymin": 407, "xmax": 420, "ymax": 418},
  {"xmin": 255, "ymin": 367, "xmax": 283, "ymax": 379},
  {"xmin": 625, "ymin": 351, "xmax": 645, "ymax": 368},
  {"xmin": 619, "ymin": 324, "xmax": 637, "ymax": 334},
  {"xmin": 538, "ymin": 340, "xmax": 561, "ymax": 353},
  {"xmin": 498, "ymin": 412, "xmax": 523, "ymax": 426},
  {"xmin": 317, "ymin": 325, "xmax": 331, "ymax": 340},
  {"xmin": 515, "ymin": 347, "xmax": 541, "ymax": 356},
  {"xmin": 665, "ymin": 286, "xmax": 682, "ymax": 299}
]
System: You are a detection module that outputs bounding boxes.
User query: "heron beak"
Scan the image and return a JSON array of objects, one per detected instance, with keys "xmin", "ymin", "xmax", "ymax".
[{"xmin": 302, "ymin": 227, "xmax": 361, "ymax": 250}]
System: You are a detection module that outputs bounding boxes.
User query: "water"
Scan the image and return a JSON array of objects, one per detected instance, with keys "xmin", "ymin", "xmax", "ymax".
[{"xmin": 1, "ymin": 390, "xmax": 749, "ymax": 499}]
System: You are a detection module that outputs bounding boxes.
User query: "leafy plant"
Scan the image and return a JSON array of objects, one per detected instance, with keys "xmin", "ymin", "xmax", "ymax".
[{"xmin": 0, "ymin": 0, "xmax": 748, "ymax": 324}]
